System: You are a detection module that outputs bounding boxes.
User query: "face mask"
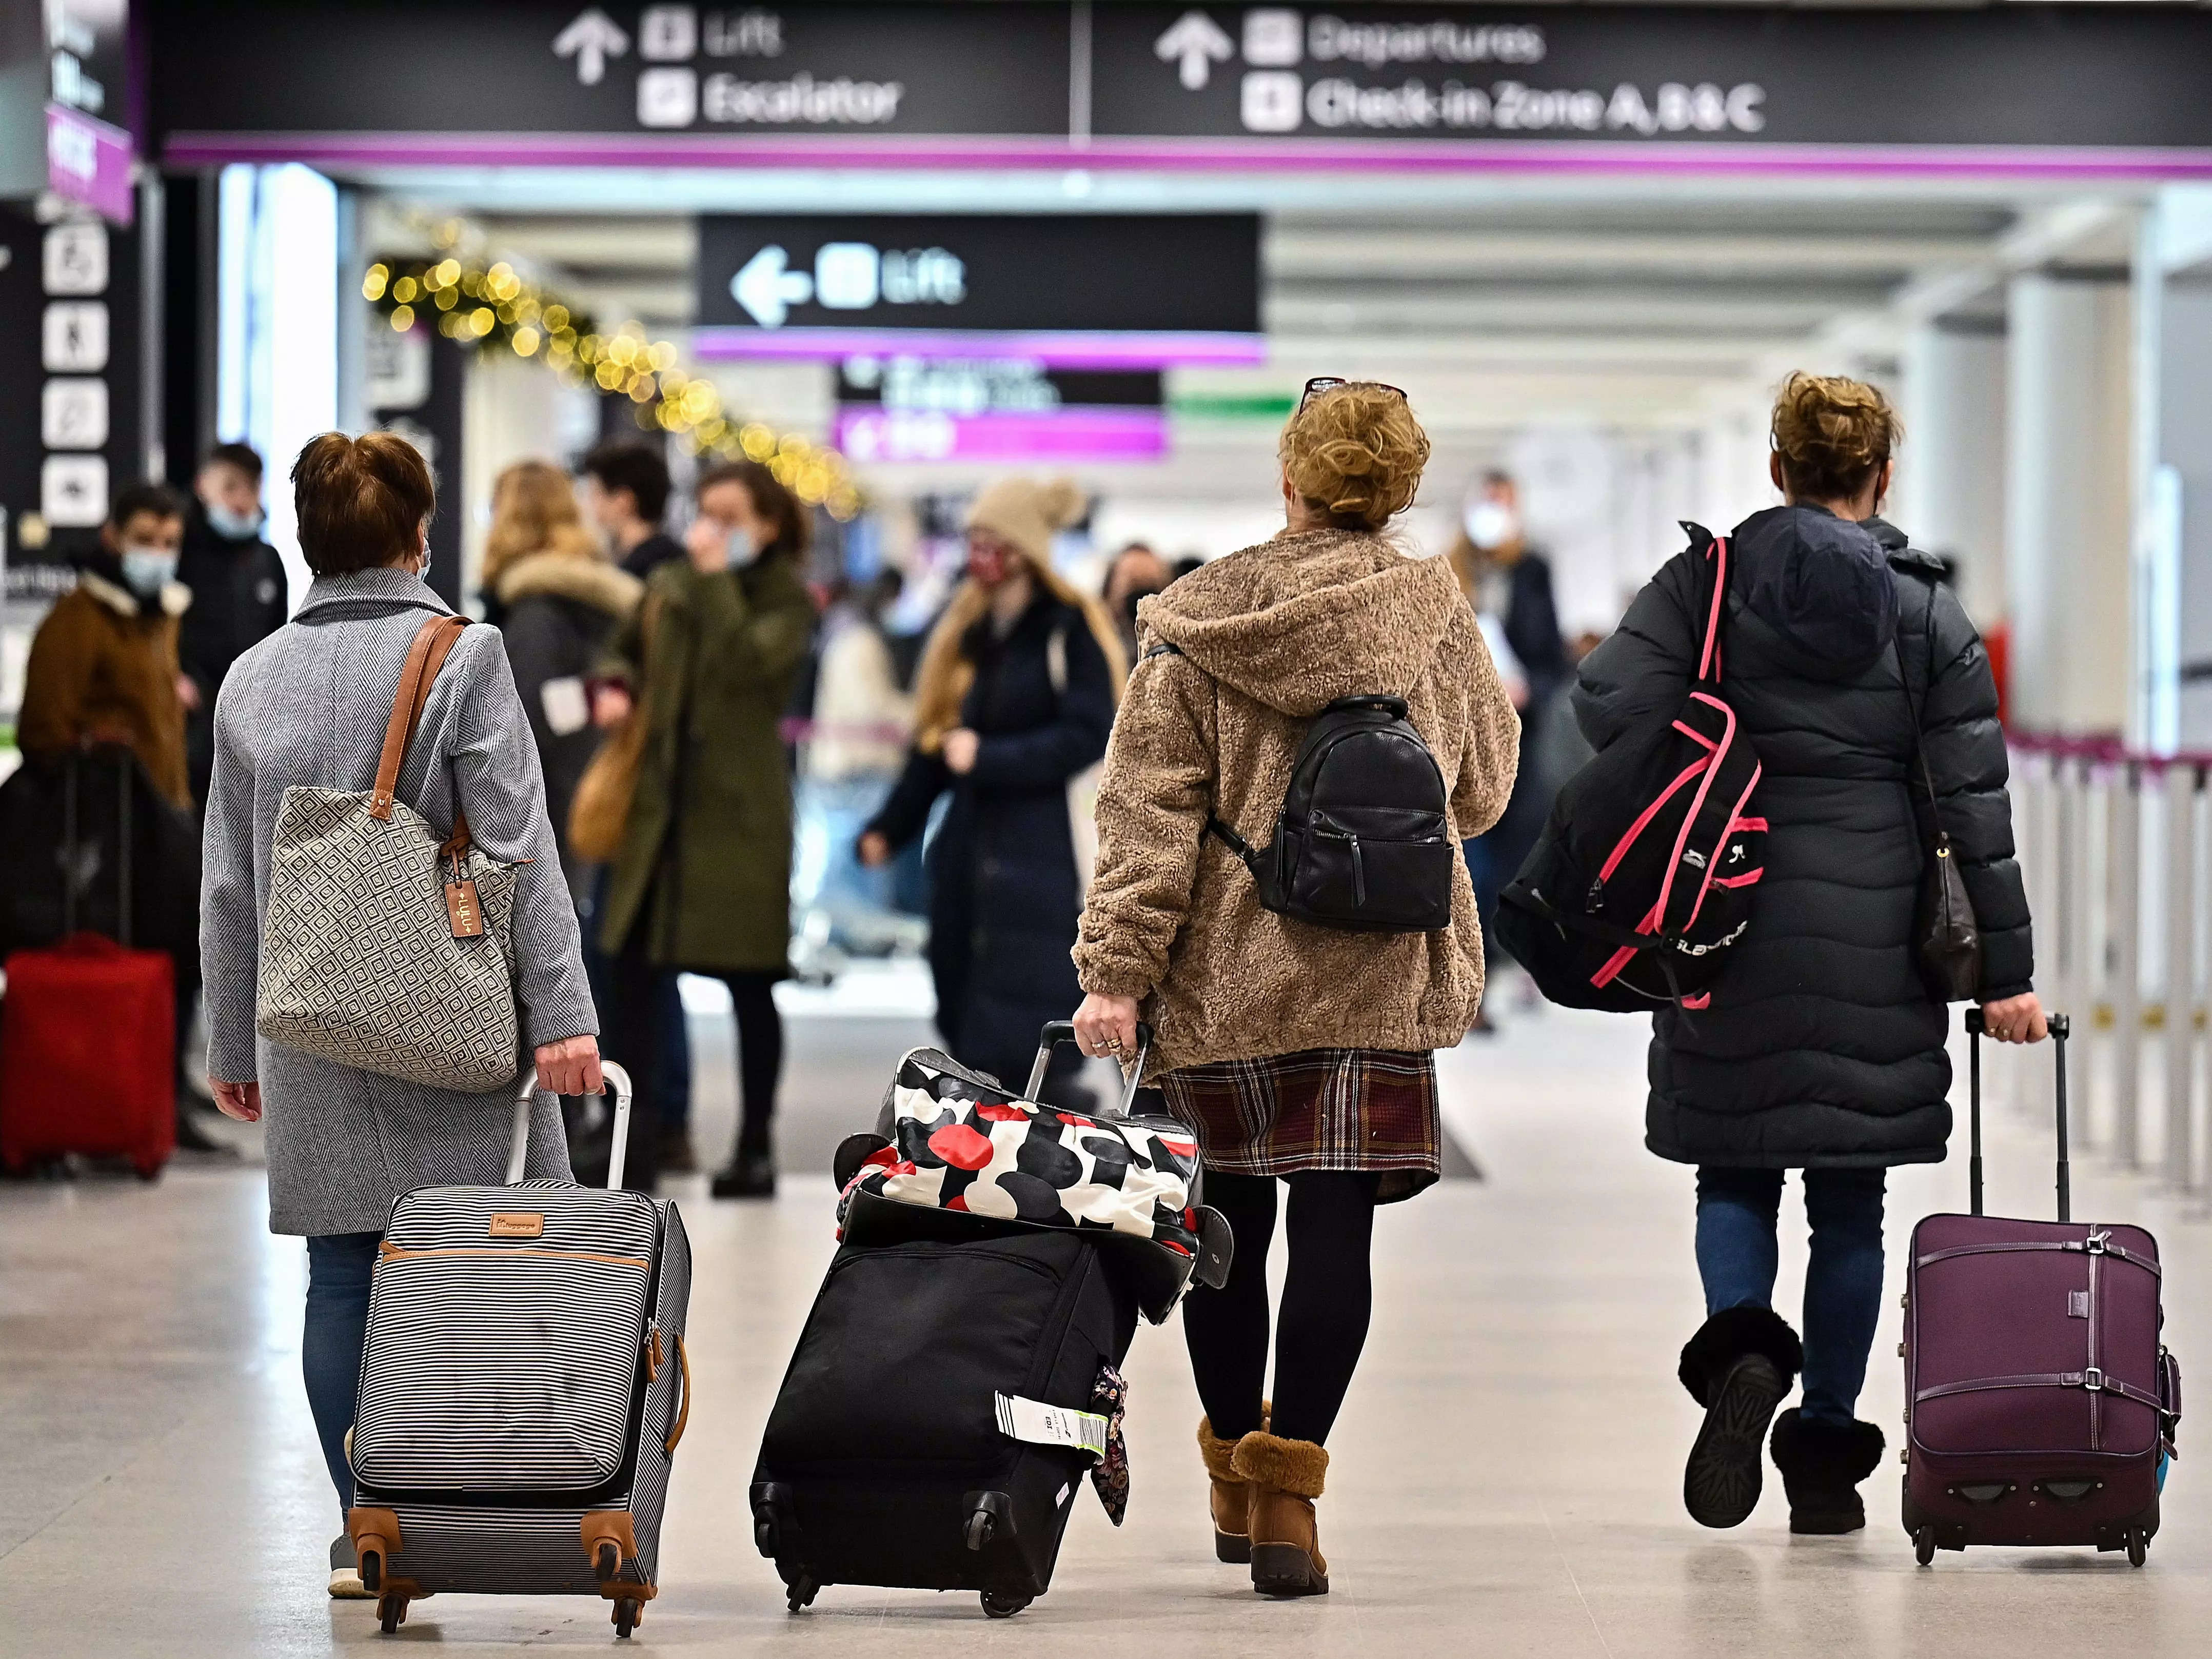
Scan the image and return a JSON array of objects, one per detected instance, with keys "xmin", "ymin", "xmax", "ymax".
[
  {"xmin": 966, "ymin": 544, "xmax": 1011, "ymax": 587},
  {"xmin": 1464, "ymin": 500, "xmax": 1518, "ymax": 551},
  {"xmin": 725, "ymin": 525, "xmax": 759, "ymax": 568},
  {"xmin": 206, "ymin": 502, "xmax": 263, "ymax": 540},
  {"xmin": 121, "ymin": 547, "xmax": 178, "ymax": 596}
]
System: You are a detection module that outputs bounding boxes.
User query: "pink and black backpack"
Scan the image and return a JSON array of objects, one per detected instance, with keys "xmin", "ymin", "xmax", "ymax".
[{"xmin": 1497, "ymin": 526, "xmax": 1767, "ymax": 1012}]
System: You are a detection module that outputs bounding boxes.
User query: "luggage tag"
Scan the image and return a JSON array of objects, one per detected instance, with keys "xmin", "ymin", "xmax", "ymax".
[{"xmin": 445, "ymin": 852, "xmax": 484, "ymax": 939}]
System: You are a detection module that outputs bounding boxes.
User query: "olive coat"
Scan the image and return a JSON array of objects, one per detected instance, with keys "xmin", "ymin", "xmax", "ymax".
[{"xmin": 596, "ymin": 552, "xmax": 815, "ymax": 974}]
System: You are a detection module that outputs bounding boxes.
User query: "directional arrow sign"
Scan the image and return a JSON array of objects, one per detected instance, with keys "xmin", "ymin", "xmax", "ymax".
[
  {"xmin": 553, "ymin": 8, "xmax": 629, "ymax": 87},
  {"xmin": 731, "ymin": 245, "xmax": 816, "ymax": 329},
  {"xmin": 1154, "ymin": 10, "xmax": 1234, "ymax": 91}
]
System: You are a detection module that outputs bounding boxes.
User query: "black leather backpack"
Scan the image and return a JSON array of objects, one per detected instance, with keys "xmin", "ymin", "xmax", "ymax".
[{"xmin": 1149, "ymin": 645, "xmax": 1455, "ymax": 933}]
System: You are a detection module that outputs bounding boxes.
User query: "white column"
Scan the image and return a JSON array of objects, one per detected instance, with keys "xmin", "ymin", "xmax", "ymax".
[
  {"xmin": 2004, "ymin": 274, "xmax": 2134, "ymax": 735},
  {"xmin": 1899, "ymin": 320, "xmax": 2007, "ymax": 628}
]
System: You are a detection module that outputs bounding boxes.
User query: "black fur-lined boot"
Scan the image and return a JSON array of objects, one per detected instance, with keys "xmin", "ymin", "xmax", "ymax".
[
  {"xmin": 1677, "ymin": 1306, "xmax": 1803, "ymax": 1528},
  {"xmin": 1769, "ymin": 1409, "xmax": 1886, "ymax": 1534}
]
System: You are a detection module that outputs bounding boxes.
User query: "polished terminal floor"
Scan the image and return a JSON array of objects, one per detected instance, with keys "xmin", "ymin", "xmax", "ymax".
[{"xmin": 3, "ymin": 989, "xmax": 2205, "ymax": 1657}]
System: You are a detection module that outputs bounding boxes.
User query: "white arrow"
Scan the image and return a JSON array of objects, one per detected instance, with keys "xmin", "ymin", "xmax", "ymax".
[
  {"xmin": 732, "ymin": 246, "xmax": 816, "ymax": 329},
  {"xmin": 554, "ymin": 8, "xmax": 630, "ymax": 87},
  {"xmin": 1155, "ymin": 10, "xmax": 1234, "ymax": 91}
]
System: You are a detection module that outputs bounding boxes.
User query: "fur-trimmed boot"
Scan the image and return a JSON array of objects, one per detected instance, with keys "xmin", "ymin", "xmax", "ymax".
[
  {"xmin": 1231, "ymin": 1430, "xmax": 1329, "ymax": 1597},
  {"xmin": 1677, "ymin": 1306, "xmax": 1803, "ymax": 1529},
  {"xmin": 1199, "ymin": 1417, "xmax": 1254, "ymax": 1563},
  {"xmin": 1769, "ymin": 1409, "xmax": 1886, "ymax": 1534}
]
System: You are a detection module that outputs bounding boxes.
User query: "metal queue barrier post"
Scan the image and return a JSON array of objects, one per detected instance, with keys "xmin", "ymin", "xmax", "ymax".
[{"xmin": 2109, "ymin": 760, "xmax": 2142, "ymax": 1167}]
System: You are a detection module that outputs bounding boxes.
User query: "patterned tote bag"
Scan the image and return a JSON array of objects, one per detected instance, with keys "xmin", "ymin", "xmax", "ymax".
[{"xmin": 256, "ymin": 615, "xmax": 522, "ymax": 1092}]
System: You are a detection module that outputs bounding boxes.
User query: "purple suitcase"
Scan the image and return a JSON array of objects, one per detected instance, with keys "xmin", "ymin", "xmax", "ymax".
[{"xmin": 1902, "ymin": 1010, "xmax": 2181, "ymax": 1565}]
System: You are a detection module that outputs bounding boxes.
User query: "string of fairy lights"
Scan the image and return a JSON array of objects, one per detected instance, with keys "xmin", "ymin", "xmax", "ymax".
[{"xmin": 360, "ymin": 255, "xmax": 860, "ymax": 521}]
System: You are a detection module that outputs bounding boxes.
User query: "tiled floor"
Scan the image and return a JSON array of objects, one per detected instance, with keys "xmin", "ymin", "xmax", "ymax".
[{"xmin": 2, "ymin": 1000, "xmax": 2204, "ymax": 1656}]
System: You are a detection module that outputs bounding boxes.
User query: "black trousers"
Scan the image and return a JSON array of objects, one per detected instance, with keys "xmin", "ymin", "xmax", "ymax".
[
  {"xmin": 1180, "ymin": 1168, "xmax": 1382, "ymax": 1447},
  {"xmin": 600, "ymin": 942, "xmax": 782, "ymax": 1190}
]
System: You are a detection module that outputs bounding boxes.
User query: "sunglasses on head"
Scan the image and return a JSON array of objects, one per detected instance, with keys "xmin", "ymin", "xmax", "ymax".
[{"xmin": 1298, "ymin": 376, "xmax": 1408, "ymax": 411}]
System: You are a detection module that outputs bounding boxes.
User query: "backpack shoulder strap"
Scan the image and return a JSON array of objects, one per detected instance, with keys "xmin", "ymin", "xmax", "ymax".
[
  {"xmin": 1137, "ymin": 642, "xmax": 1256, "ymax": 868},
  {"xmin": 1676, "ymin": 523, "xmax": 1730, "ymax": 687}
]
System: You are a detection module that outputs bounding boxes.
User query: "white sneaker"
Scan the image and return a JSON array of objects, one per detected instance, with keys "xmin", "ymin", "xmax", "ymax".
[{"xmin": 329, "ymin": 1533, "xmax": 371, "ymax": 1599}]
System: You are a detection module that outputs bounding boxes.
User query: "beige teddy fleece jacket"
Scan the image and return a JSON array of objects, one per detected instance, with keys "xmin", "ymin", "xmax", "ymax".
[{"xmin": 1074, "ymin": 526, "xmax": 1522, "ymax": 1077}]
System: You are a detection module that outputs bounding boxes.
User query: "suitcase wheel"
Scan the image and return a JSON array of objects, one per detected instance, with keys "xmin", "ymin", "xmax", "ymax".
[
  {"xmin": 980, "ymin": 1590, "xmax": 1031, "ymax": 1619},
  {"xmin": 786, "ymin": 1573, "xmax": 819, "ymax": 1613},
  {"xmin": 2128, "ymin": 1529, "xmax": 2149, "ymax": 1568},
  {"xmin": 962, "ymin": 1491, "xmax": 1015, "ymax": 1552},
  {"xmin": 1913, "ymin": 1526, "xmax": 1936, "ymax": 1567},
  {"xmin": 613, "ymin": 1597, "xmax": 643, "ymax": 1638},
  {"xmin": 377, "ymin": 1594, "xmax": 407, "ymax": 1634}
]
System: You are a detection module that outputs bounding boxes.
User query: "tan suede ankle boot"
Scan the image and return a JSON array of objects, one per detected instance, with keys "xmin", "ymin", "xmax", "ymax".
[
  {"xmin": 1198, "ymin": 1417, "xmax": 1253, "ymax": 1562},
  {"xmin": 1231, "ymin": 1430, "xmax": 1329, "ymax": 1597}
]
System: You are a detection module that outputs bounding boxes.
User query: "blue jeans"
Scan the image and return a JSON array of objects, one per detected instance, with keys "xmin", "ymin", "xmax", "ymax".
[
  {"xmin": 1695, "ymin": 1167, "xmax": 1886, "ymax": 1427},
  {"xmin": 303, "ymin": 1232, "xmax": 381, "ymax": 1519}
]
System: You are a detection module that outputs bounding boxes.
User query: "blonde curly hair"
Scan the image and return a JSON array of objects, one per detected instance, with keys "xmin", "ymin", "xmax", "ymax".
[
  {"xmin": 1770, "ymin": 371, "xmax": 1902, "ymax": 503},
  {"xmin": 1279, "ymin": 383, "xmax": 1431, "ymax": 530}
]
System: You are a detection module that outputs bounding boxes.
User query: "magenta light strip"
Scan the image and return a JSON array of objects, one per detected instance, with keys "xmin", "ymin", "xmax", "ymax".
[
  {"xmin": 835, "ymin": 406, "xmax": 1169, "ymax": 464},
  {"xmin": 695, "ymin": 326, "xmax": 1264, "ymax": 369},
  {"xmin": 160, "ymin": 129, "xmax": 2212, "ymax": 182}
]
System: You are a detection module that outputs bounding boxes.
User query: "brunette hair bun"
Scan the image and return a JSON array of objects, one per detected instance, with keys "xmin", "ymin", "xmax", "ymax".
[
  {"xmin": 1770, "ymin": 371, "xmax": 1902, "ymax": 502},
  {"xmin": 291, "ymin": 430, "xmax": 436, "ymax": 576},
  {"xmin": 1279, "ymin": 383, "xmax": 1431, "ymax": 530}
]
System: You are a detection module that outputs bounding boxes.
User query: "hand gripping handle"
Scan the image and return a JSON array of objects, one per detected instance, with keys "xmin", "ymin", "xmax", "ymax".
[
  {"xmin": 507, "ymin": 1061, "xmax": 634, "ymax": 1187},
  {"xmin": 1028, "ymin": 1019, "xmax": 1155, "ymax": 1117}
]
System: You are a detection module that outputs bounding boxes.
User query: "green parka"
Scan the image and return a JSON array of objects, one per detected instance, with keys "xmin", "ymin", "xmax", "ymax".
[{"xmin": 596, "ymin": 553, "xmax": 816, "ymax": 973}]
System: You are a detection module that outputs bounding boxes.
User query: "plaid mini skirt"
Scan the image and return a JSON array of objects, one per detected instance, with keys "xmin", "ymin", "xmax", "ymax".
[{"xmin": 1156, "ymin": 1048, "xmax": 1440, "ymax": 1204}]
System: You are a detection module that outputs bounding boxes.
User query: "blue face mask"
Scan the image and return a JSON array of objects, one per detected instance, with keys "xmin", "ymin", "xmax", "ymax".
[
  {"xmin": 121, "ymin": 547, "xmax": 178, "ymax": 597},
  {"xmin": 206, "ymin": 502, "xmax": 263, "ymax": 540},
  {"xmin": 725, "ymin": 525, "xmax": 758, "ymax": 568}
]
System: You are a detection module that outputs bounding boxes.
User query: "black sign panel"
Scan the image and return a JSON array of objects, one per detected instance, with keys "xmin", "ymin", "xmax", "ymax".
[
  {"xmin": 837, "ymin": 360, "xmax": 1162, "ymax": 412},
  {"xmin": 2, "ymin": 206, "xmax": 143, "ymax": 603},
  {"xmin": 695, "ymin": 214, "xmax": 1259, "ymax": 364},
  {"xmin": 1091, "ymin": 4, "xmax": 2212, "ymax": 150},
  {"xmin": 148, "ymin": 3, "xmax": 2212, "ymax": 159},
  {"xmin": 151, "ymin": 1, "xmax": 1070, "ymax": 141}
]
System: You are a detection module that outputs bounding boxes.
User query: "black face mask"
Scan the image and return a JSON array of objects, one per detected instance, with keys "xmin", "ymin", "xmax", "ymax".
[{"xmin": 1122, "ymin": 585, "xmax": 1161, "ymax": 631}]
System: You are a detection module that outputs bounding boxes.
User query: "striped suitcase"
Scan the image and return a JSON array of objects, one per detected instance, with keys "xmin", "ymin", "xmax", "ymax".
[{"xmin": 346, "ymin": 1064, "xmax": 693, "ymax": 1640}]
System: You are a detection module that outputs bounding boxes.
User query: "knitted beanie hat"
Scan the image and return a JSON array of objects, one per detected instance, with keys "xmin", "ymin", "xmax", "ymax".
[{"xmin": 965, "ymin": 476, "xmax": 1086, "ymax": 567}]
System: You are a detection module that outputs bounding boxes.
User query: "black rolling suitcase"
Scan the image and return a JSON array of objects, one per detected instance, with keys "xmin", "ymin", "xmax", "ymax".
[{"xmin": 751, "ymin": 1023, "xmax": 1230, "ymax": 1618}]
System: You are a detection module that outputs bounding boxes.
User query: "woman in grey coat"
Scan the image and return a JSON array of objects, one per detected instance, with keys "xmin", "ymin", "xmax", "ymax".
[{"xmin": 201, "ymin": 432, "xmax": 601, "ymax": 1597}]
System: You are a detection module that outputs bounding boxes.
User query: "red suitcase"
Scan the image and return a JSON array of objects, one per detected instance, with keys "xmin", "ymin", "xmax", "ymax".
[
  {"xmin": 0, "ymin": 753, "xmax": 176, "ymax": 1178},
  {"xmin": 1901, "ymin": 1009, "xmax": 2181, "ymax": 1565}
]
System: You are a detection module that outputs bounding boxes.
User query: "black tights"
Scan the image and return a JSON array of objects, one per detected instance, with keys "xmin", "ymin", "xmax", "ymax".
[
  {"xmin": 1181, "ymin": 1169, "xmax": 1381, "ymax": 1447},
  {"xmin": 718, "ymin": 971, "xmax": 783, "ymax": 1157},
  {"xmin": 604, "ymin": 947, "xmax": 782, "ymax": 1187}
]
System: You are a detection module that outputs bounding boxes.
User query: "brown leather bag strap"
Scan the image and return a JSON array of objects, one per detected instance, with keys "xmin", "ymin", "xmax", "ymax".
[{"xmin": 370, "ymin": 616, "xmax": 471, "ymax": 845}]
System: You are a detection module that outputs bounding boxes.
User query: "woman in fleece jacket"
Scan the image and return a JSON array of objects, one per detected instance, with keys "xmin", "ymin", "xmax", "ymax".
[{"xmin": 1071, "ymin": 381, "xmax": 1520, "ymax": 1597}]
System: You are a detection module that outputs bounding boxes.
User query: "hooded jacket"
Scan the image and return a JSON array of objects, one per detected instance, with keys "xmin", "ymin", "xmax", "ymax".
[
  {"xmin": 493, "ymin": 550, "xmax": 643, "ymax": 900},
  {"xmin": 17, "ymin": 561, "xmax": 193, "ymax": 808},
  {"xmin": 1575, "ymin": 505, "xmax": 2032, "ymax": 1168},
  {"xmin": 1075, "ymin": 527, "xmax": 1522, "ymax": 1077}
]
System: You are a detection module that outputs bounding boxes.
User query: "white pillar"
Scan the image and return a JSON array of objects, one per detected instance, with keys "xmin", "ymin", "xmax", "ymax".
[
  {"xmin": 1900, "ymin": 320, "xmax": 2008, "ymax": 628},
  {"xmin": 2004, "ymin": 274, "xmax": 2134, "ymax": 735}
]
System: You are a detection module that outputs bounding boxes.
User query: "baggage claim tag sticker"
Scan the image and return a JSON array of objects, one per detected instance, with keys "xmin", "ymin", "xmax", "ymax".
[{"xmin": 994, "ymin": 1393, "xmax": 1109, "ymax": 1461}]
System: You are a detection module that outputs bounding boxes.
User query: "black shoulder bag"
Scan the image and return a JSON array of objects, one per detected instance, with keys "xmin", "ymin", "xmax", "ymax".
[{"xmin": 1897, "ymin": 583, "xmax": 1983, "ymax": 1001}]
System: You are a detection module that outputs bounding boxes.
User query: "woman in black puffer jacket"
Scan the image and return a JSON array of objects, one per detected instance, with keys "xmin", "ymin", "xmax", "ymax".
[{"xmin": 1576, "ymin": 373, "xmax": 2046, "ymax": 1538}]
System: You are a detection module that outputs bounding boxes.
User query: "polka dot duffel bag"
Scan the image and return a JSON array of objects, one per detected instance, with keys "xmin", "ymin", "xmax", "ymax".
[{"xmin": 834, "ymin": 1021, "xmax": 1233, "ymax": 1323}]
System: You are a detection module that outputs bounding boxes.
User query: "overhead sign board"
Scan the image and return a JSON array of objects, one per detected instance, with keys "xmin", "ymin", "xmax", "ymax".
[
  {"xmin": 47, "ymin": 0, "xmax": 134, "ymax": 224},
  {"xmin": 151, "ymin": 4, "xmax": 2212, "ymax": 176},
  {"xmin": 694, "ymin": 215, "xmax": 1262, "ymax": 367},
  {"xmin": 834, "ymin": 358, "xmax": 1168, "ymax": 463}
]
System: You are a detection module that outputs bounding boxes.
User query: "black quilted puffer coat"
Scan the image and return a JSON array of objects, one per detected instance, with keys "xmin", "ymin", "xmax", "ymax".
[{"xmin": 1575, "ymin": 505, "xmax": 2032, "ymax": 1169}]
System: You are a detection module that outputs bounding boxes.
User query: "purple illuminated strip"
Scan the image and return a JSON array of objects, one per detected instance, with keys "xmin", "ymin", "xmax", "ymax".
[
  {"xmin": 49, "ymin": 106, "xmax": 136, "ymax": 224},
  {"xmin": 836, "ymin": 406, "xmax": 1168, "ymax": 463},
  {"xmin": 160, "ymin": 129, "xmax": 2212, "ymax": 181},
  {"xmin": 697, "ymin": 326, "xmax": 1264, "ymax": 369}
]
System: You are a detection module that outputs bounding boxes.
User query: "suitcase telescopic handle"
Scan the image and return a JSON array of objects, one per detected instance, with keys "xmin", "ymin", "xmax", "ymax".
[
  {"xmin": 1963, "ymin": 1007, "xmax": 2071, "ymax": 1221},
  {"xmin": 506, "ymin": 1061, "xmax": 634, "ymax": 1188},
  {"xmin": 1029, "ymin": 1019, "xmax": 1155, "ymax": 1117}
]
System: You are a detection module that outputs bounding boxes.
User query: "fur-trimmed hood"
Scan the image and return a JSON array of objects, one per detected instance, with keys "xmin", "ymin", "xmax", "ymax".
[
  {"xmin": 80, "ymin": 565, "xmax": 192, "ymax": 620},
  {"xmin": 491, "ymin": 550, "xmax": 642, "ymax": 619},
  {"xmin": 1135, "ymin": 528, "xmax": 1465, "ymax": 717}
]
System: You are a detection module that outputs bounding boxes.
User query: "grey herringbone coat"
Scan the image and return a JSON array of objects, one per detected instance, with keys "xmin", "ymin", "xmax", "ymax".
[{"xmin": 202, "ymin": 567, "xmax": 597, "ymax": 1235}]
